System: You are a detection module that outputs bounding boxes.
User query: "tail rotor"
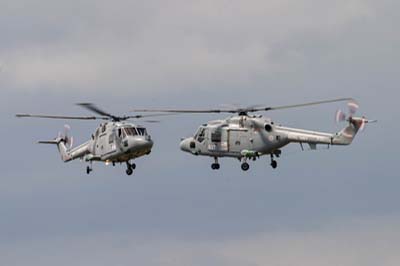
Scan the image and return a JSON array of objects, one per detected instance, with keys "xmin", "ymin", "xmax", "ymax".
[
  {"xmin": 335, "ymin": 100, "xmax": 376, "ymax": 132},
  {"xmin": 62, "ymin": 124, "xmax": 73, "ymax": 149},
  {"xmin": 335, "ymin": 100, "xmax": 359, "ymax": 123}
]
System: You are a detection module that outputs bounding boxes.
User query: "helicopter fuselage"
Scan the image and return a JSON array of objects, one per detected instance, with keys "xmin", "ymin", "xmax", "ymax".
[
  {"xmin": 17, "ymin": 102, "xmax": 158, "ymax": 175},
  {"xmin": 179, "ymin": 114, "xmax": 362, "ymax": 171},
  {"xmin": 180, "ymin": 116, "xmax": 289, "ymax": 158},
  {"xmin": 57, "ymin": 121, "xmax": 153, "ymax": 174}
]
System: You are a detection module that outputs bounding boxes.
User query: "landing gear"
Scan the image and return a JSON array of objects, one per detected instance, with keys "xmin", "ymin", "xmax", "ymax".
[
  {"xmin": 273, "ymin": 149, "xmax": 282, "ymax": 158},
  {"xmin": 211, "ymin": 157, "xmax": 220, "ymax": 170},
  {"xmin": 211, "ymin": 163, "xmax": 220, "ymax": 170},
  {"xmin": 240, "ymin": 157, "xmax": 250, "ymax": 171},
  {"xmin": 270, "ymin": 154, "xmax": 278, "ymax": 169},
  {"xmin": 126, "ymin": 161, "xmax": 136, "ymax": 176},
  {"xmin": 86, "ymin": 165, "xmax": 93, "ymax": 175},
  {"xmin": 241, "ymin": 162, "xmax": 250, "ymax": 171},
  {"xmin": 126, "ymin": 167, "xmax": 133, "ymax": 175}
]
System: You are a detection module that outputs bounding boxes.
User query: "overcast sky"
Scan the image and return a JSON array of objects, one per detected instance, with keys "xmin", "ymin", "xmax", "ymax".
[{"xmin": 1, "ymin": 0, "xmax": 399, "ymax": 265}]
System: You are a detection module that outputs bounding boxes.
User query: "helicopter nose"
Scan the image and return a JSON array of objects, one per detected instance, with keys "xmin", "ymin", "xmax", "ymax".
[
  {"xmin": 180, "ymin": 137, "xmax": 194, "ymax": 152},
  {"xmin": 132, "ymin": 137, "xmax": 153, "ymax": 150},
  {"xmin": 145, "ymin": 138, "xmax": 154, "ymax": 149}
]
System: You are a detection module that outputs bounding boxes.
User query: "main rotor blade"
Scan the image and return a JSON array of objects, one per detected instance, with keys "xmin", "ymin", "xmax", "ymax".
[
  {"xmin": 254, "ymin": 98, "xmax": 355, "ymax": 112},
  {"xmin": 16, "ymin": 114, "xmax": 108, "ymax": 120},
  {"xmin": 141, "ymin": 120, "xmax": 161, "ymax": 123},
  {"xmin": 131, "ymin": 108, "xmax": 235, "ymax": 114},
  {"xmin": 127, "ymin": 113, "xmax": 186, "ymax": 119},
  {"xmin": 77, "ymin": 103, "xmax": 117, "ymax": 119},
  {"xmin": 132, "ymin": 98, "xmax": 354, "ymax": 114}
]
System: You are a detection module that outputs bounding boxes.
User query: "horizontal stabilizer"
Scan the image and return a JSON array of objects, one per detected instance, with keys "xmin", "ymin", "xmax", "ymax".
[{"xmin": 38, "ymin": 140, "xmax": 59, "ymax": 144}]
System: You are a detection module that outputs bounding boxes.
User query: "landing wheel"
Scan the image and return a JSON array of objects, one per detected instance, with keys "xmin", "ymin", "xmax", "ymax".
[
  {"xmin": 271, "ymin": 160, "xmax": 278, "ymax": 169},
  {"xmin": 126, "ymin": 167, "xmax": 133, "ymax": 176},
  {"xmin": 126, "ymin": 161, "xmax": 135, "ymax": 175},
  {"xmin": 211, "ymin": 157, "xmax": 220, "ymax": 170},
  {"xmin": 86, "ymin": 166, "xmax": 92, "ymax": 175},
  {"xmin": 126, "ymin": 162, "xmax": 136, "ymax": 169},
  {"xmin": 241, "ymin": 162, "xmax": 250, "ymax": 171},
  {"xmin": 211, "ymin": 163, "xmax": 220, "ymax": 170}
]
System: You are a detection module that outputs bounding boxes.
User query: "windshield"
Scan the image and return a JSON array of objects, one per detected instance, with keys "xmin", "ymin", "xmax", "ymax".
[
  {"xmin": 123, "ymin": 127, "xmax": 137, "ymax": 136},
  {"xmin": 136, "ymin": 127, "xmax": 147, "ymax": 136}
]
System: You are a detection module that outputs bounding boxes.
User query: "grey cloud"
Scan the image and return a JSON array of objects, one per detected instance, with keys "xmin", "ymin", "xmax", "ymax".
[
  {"xmin": 0, "ymin": 1, "xmax": 399, "ymax": 265},
  {"xmin": 1, "ymin": 0, "xmax": 395, "ymax": 94},
  {"xmin": 1, "ymin": 216, "xmax": 399, "ymax": 266}
]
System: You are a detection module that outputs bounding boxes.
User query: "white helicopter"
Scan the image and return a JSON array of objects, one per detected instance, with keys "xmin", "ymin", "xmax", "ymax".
[
  {"xmin": 16, "ymin": 103, "xmax": 162, "ymax": 175},
  {"xmin": 133, "ymin": 98, "xmax": 376, "ymax": 171}
]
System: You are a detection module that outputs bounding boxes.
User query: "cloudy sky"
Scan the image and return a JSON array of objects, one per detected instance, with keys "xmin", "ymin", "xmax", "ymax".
[{"xmin": 1, "ymin": 0, "xmax": 399, "ymax": 265}]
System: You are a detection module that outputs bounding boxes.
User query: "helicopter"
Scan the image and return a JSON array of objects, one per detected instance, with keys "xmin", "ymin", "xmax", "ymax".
[
  {"xmin": 132, "ymin": 98, "xmax": 376, "ymax": 171},
  {"xmin": 16, "ymin": 103, "xmax": 161, "ymax": 175}
]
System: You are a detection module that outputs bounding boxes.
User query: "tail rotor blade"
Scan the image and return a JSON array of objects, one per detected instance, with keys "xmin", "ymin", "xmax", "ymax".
[
  {"xmin": 359, "ymin": 119, "xmax": 366, "ymax": 131},
  {"xmin": 69, "ymin": 136, "xmax": 74, "ymax": 149},
  {"xmin": 64, "ymin": 124, "xmax": 71, "ymax": 136},
  {"xmin": 348, "ymin": 100, "xmax": 359, "ymax": 116},
  {"xmin": 63, "ymin": 124, "xmax": 73, "ymax": 149},
  {"xmin": 335, "ymin": 109, "xmax": 347, "ymax": 123}
]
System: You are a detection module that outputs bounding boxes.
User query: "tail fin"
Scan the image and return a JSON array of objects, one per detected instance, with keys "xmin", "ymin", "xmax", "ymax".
[
  {"xmin": 333, "ymin": 117, "xmax": 376, "ymax": 145},
  {"xmin": 38, "ymin": 137, "xmax": 72, "ymax": 162},
  {"xmin": 333, "ymin": 100, "xmax": 376, "ymax": 145},
  {"xmin": 38, "ymin": 126, "xmax": 73, "ymax": 162}
]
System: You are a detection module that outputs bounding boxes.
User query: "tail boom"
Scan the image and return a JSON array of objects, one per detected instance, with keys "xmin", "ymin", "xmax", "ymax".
[
  {"xmin": 277, "ymin": 118, "xmax": 365, "ymax": 147},
  {"xmin": 38, "ymin": 138, "xmax": 90, "ymax": 162}
]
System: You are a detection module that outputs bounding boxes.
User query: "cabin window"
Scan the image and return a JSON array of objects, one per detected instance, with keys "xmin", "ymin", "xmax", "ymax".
[
  {"xmin": 109, "ymin": 134, "xmax": 114, "ymax": 144},
  {"xmin": 211, "ymin": 128, "xmax": 222, "ymax": 142},
  {"xmin": 102, "ymin": 123, "xmax": 107, "ymax": 133}
]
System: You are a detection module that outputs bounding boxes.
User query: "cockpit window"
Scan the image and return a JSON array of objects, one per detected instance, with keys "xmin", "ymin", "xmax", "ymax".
[
  {"xmin": 136, "ymin": 127, "xmax": 147, "ymax": 136},
  {"xmin": 195, "ymin": 127, "xmax": 206, "ymax": 142},
  {"xmin": 123, "ymin": 127, "xmax": 138, "ymax": 136}
]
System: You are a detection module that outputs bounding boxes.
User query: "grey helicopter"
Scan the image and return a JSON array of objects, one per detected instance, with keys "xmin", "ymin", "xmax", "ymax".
[
  {"xmin": 16, "ymin": 103, "xmax": 162, "ymax": 175},
  {"xmin": 132, "ymin": 98, "xmax": 376, "ymax": 171}
]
